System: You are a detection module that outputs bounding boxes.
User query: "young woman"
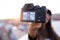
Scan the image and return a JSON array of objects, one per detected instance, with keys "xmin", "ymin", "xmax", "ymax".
[{"xmin": 28, "ymin": 9, "xmax": 60, "ymax": 40}]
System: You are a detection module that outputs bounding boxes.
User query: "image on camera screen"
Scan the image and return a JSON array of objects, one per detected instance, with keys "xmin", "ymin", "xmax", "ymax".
[{"xmin": 23, "ymin": 12, "xmax": 35, "ymax": 21}]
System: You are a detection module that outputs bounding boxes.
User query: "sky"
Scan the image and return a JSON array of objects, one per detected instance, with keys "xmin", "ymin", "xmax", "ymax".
[{"xmin": 0, "ymin": 0, "xmax": 60, "ymax": 19}]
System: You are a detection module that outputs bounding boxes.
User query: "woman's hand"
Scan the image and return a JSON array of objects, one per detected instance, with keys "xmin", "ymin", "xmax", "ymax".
[{"xmin": 27, "ymin": 22, "xmax": 42, "ymax": 38}]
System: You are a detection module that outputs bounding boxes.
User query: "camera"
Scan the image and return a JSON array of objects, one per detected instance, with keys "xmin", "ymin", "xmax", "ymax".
[{"xmin": 20, "ymin": 3, "xmax": 46, "ymax": 23}]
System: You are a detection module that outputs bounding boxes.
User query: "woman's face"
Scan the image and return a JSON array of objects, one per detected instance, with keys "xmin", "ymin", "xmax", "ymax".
[{"xmin": 46, "ymin": 13, "xmax": 51, "ymax": 23}]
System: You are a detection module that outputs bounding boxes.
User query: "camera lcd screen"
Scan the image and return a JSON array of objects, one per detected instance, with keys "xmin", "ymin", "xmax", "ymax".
[{"xmin": 23, "ymin": 12, "xmax": 35, "ymax": 21}]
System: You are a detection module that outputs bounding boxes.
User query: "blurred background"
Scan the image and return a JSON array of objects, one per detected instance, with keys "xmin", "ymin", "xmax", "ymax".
[{"xmin": 0, "ymin": 0, "xmax": 60, "ymax": 40}]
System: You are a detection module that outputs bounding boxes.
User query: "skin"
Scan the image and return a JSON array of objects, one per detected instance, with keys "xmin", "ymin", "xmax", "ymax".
[
  {"xmin": 46, "ymin": 13, "xmax": 51, "ymax": 23},
  {"xmin": 28, "ymin": 13, "xmax": 51, "ymax": 38}
]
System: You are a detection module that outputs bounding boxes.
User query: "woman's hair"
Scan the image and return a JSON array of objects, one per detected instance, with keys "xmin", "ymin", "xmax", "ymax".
[
  {"xmin": 46, "ymin": 9, "xmax": 59, "ymax": 40},
  {"xmin": 37, "ymin": 9, "xmax": 60, "ymax": 40},
  {"xmin": 47, "ymin": 9, "xmax": 52, "ymax": 15},
  {"xmin": 28, "ymin": 9, "xmax": 60, "ymax": 40}
]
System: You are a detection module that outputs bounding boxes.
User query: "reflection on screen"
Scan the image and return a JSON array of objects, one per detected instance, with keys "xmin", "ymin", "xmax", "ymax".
[{"xmin": 23, "ymin": 12, "xmax": 35, "ymax": 21}]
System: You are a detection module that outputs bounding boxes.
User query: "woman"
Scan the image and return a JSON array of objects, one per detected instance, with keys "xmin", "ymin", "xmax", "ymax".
[{"xmin": 27, "ymin": 9, "xmax": 60, "ymax": 40}]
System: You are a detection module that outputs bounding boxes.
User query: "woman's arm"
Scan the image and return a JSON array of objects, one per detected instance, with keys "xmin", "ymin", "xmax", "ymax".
[{"xmin": 27, "ymin": 22, "xmax": 42, "ymax": 38}]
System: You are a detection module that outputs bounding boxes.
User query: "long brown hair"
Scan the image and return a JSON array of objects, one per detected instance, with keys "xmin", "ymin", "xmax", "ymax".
[
  {"xmin": 37, "ymin": 9, "xmax": 60, "ymax": 40},
  {"xmin": 45, "ymin": 10, "xmax": 60, "ymax": 40}
]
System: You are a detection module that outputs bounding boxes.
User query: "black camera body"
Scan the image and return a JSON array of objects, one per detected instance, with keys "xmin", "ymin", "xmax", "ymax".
[{"xmin": 20, "ymin": 3, "xmax": 46, "ymax": 23}]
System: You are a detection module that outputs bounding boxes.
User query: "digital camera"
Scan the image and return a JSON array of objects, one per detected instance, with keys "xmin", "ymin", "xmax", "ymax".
[{"xmin": 20, "ymin": 3, "xmax": 46, "ymax": 23}]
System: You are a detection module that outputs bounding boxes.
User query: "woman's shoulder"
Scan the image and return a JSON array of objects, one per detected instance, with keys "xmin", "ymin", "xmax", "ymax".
[{"xmin": 18, "ymin": 33, "xmax": 28, "ymax": 40}]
